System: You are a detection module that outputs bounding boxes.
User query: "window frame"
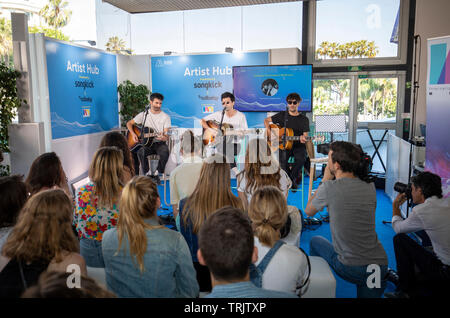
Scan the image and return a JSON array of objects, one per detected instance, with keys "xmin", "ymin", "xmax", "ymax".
[{"xmin": 307, "ymin": 0, "xmax": 410, "ymax": 67}]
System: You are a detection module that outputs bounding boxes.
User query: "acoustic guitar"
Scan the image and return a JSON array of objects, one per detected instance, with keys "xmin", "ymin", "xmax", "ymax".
[
  {"xmin": 127, "ymin": 125, "xmax": 161, "ymax": 151},
  {"xmin": 267, "ymin": 123, "xmax": 325, "ymax": 152},
  {"xmin": 202, "ymin": 120, "xmax": 260, "ymax": 146}
]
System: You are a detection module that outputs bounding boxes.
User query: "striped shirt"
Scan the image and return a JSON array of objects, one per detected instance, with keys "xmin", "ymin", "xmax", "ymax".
[{"xmin": 204, "ymin": 281, "xmax": 298, "ymax": 298}]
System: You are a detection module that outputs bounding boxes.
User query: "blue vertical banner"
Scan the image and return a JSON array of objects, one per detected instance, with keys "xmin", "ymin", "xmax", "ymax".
[
  {"xmin": 151, "ymin": 52, "xmax": 269, "ymax": 128},
  {"xmin": 45, "ymin": 39, "xmax": 119, "ymax": 139}
]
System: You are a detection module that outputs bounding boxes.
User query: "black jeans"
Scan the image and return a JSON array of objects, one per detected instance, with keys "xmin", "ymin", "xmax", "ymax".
[
  {"xmin": 279, "ymin": 146, "xmax": 306, "ymax": 184},
  {"xmin": 394, "ymin": 233, "xmax": 450, "ymax": 297},
  {"xmin": 134, "ymin": 142, "xmax": 169, "ymax": 175},
  {"xmin": 214, "ymin": 140, "xmax": 240, "ymax": 169}
]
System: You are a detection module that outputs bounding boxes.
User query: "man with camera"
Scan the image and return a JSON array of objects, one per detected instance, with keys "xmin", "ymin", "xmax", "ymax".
[
  {"xmin": 305, "ymin": 141, "xmax": 388, "ymax": 298},
  {"xmin": 385, "ymin": 172, "xmax": 450, "ymax": 298}
]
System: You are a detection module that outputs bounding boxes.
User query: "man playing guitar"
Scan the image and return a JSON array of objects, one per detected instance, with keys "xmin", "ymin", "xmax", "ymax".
[
  {"xmin": 264, "ymin": 93, "xmax": 309, "ymax": 189},
  {"xmin": 200, "ymin": 92, "xmax": 248, "ymax": 169},
  {"xmin": 126, "ymin": 92, "xmax": 171, "ymax": 177}
]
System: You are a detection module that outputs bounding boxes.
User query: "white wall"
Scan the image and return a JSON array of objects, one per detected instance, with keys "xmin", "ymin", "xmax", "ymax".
[{"xmin": 413, "ymin": 0, "xmax": 450, "ymax": 135}]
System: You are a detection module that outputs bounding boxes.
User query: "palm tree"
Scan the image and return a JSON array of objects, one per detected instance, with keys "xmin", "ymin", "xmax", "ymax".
[
  {"xmin": 39, "ymin": 0, "xmax": 72, "ymax": 32},
  {"xmin": 105, "ymin": 36, "xmax": 128, "ymax": 54}
]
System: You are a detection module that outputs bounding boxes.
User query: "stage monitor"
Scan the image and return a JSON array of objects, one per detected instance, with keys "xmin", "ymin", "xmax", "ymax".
[{"xmin": 233, "ymin": 64, "xmax": 312, "ymax": 112}]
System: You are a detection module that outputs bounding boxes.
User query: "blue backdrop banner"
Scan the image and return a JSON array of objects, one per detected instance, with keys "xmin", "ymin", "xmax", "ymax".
[
  {"xmin": 45, "ymin": 39, "xmax": 119, "ymax": 139},
  {"xmin": 151, "ymin": 52, "xmax": 269, "ymax": 128}
]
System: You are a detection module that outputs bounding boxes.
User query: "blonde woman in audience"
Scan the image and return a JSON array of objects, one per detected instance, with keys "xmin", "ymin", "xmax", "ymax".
[
  {"xmin": 73, "ymin": 146, "xmax": 124, "ymax": 268},
  {"xmin": 179, "ymin": 154, "xmax": 244, "ymax": 292},
  {"xmin": 25, "ymin": 152, "xmax": 72, "ymax": 199},
  {"xmin": 248, "ymin": 186, "xmax": 308, "ymax": 296},
  {"xmin": 237, "ymin": 138, "xmax": 291, "ymax": 211},
  {"xmin": 102, "ymin": 176, "xmax": 199, "ymax": 298},
  {"xmin": 99, "ymin": 131, "xmax": 135, "ymax": 183},
  {"xmin": 237, "ymin": 138, "xmax": 302, "ymax": 246},
  {"xmin": 0, "ymin": 189, "xmax": 87, "ymax": 298}
]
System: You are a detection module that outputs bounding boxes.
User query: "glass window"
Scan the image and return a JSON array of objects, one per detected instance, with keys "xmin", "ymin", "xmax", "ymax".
[
  {"xmin": 357, "ymin": 78, "xmax": 398, "ymax": 122},
  {"xmin": 313, "ymin": 79, "xmax": 350, "ymax": 142},
  {"xmin": 131, "ymin": 11, "xmax": 184, "ymax": 55},
  {"xmin": 316, "ymin": 0, "xmax": 400, "ymax": 60},
  {"xmin": 313, "ymin": 79, "xmax": 350, "ymax": 117},
  {"xmin": 356, "ymin": 77, "xmax": 398, "ymax": 173},
  {"xmin": 243, "ymin": 2, "xmax": 302, "ymax": 51},
  {"xmin": 185, "ymin": 7, "xmax": 241, "ymax": 53}
]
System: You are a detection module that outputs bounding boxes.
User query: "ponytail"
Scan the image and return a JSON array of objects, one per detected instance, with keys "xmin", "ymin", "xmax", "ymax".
[{"xmin": 248, "ymin": 186, "xmax": 288, "ymax": 247}]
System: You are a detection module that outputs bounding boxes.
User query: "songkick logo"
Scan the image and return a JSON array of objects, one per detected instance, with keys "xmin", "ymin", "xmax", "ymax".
[{"xmin": 203, "ymin": 106, "xmax": 214, "ymax": 113}]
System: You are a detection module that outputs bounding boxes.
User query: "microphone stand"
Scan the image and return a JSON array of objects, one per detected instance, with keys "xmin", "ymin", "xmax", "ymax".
[
  {"xmin": 139, "ymin": 105, "xmax": 150, "ymax": 176},
  {"xmin": 218, "ymin": 108, "xmax": 226, "ymax": 147},
  {"xmin": 283, "ymin": 105, "xmax": 288, "ymax": 172}
]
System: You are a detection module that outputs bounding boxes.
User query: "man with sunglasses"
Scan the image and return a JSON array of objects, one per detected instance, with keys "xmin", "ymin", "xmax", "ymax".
[
  {"xmin": 201, "ymin": 92, "xmax": 248, "ymax": 169},
  {"xmin": 264, "ymin": 93, "xmax": 309, "ymax": 189}
]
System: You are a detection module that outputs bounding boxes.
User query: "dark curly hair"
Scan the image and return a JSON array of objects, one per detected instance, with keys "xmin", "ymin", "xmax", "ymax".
[
  {"xmin": 411, "ymin": 172, "xmax": 443, "ymax": 199},
  {"xmin": 330, "ymin": 141, "xmax": 373, "ymax": 183}
]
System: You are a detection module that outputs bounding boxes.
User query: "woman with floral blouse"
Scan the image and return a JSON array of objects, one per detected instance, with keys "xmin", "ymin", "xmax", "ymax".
[{"xmin": 74, "ymin": 146, "xmax": 124, "ymax": 268}]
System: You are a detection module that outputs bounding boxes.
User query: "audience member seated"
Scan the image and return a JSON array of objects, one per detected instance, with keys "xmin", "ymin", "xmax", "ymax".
[
  {"xmin": 102, "ymin": 176, "xmax": 199, "ymax": 298},
  {"xmin": 305, "ymin": 141, "xmax": 388, "ymax": 298},
  {"xmin": 25, "ymin": 152, "xmax": 72, "ymax": 199},
  {"xmin": 179, "ymin": 154, "xmax": 244, "ymax": 292},
  {"xmin": 73, "ymin": 147, "xmax": 123, "ymax": 268},
  {"xmin": 0, "ymin": 175, "xmax": 28, "ymax": 251},
  {"xmin": 236, "ymin": 138, "xmax": 301, "ymax": 245},
  {"xmin": 237, "ymin": 138, "xmax": 291, "ymax": 211},
  {"xmin": 0, "ymin": 189, "xmax": 87, "ymax": 298},
  {"xmin": 197, "ymin": 206, "xmax": 297, "ymax": 298},
  {"xmin": 248, "ymin": 186, "xmax": 308, "ymax": 296},
  {"xmin": 385, "ymin": 172, "xmax": 450, "ymax": 298},
  {"xmin": 99, "ymin": 131, "xmax": 135, "ymax": 183},
  {"xmin": 21, "ymin": 270, "xmax": 115, "ymax": 298},
  {"xmin": 170, "ymin": 130, "xmax": 203, "ymax": 219}
]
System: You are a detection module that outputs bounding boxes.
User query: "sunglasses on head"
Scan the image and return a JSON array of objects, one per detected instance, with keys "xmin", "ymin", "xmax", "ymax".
[{"xmin": 287, "ymin": 100, "xmax": 298, "ymax": 105}]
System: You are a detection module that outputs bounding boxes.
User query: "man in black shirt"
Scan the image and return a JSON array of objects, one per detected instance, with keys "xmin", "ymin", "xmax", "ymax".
[{"xmin": 264, "ymin": 93, "xmax": 309, "ymax": 188}]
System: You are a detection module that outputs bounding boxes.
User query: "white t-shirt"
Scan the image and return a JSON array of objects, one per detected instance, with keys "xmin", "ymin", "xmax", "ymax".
[
  {"xmin": 203, "ymin": 110, "xmax": 248, "ymax": 130},
  {"xmin": 237, "ymin": 169, "xmax": 292, "ymax": 203},
  {"xmin": 133, "ymin": 110, "xmax": 171, "ymax": 134},
  {"xmin": 254, "ymin": 237, "xmax": 308, "ymax": 296},
  {"xmin": 392, "ymin": 196, "xmax": 450, "ymax": 265}
]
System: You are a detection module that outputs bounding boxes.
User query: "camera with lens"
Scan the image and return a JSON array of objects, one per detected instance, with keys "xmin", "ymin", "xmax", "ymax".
[
  {"xmin": 394, "ymin": 182, "xmax": 412, "ymax": 200},
  {"xmin": 317, "ymin": 143, "xmax": 331, "ymax": 155}
]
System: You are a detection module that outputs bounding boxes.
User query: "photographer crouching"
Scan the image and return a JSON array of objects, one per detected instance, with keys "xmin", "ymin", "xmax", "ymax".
[
  {"xmin": 305, "ymin": 141, "xmax": 388, "ymax": 298},
  {"xmin": 385, "ymin": 172, "xmax": 450, "ymax": 298}
]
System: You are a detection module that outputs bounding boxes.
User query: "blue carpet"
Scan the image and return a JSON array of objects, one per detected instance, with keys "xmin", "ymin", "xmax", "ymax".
[{"xmin": 157, "ymin": 175, "xmax": 398, "ymax": 298}]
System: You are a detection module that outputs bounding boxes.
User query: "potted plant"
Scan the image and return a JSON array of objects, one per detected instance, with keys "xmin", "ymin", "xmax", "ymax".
[
  {"xmin": 0, "ymin": 61, "xmax": 24, "ymax": 176},
  {"xmin": 118, "ymin": 80, "xmax": 150, "ymax": 127}
]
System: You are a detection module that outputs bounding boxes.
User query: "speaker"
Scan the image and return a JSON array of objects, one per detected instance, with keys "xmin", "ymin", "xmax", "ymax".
[{"xmin": 402, "ymin": 118, "xmax": 410, "ymax": 140}]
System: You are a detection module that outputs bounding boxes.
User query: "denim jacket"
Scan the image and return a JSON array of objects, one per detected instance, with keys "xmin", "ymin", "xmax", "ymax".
[{"xmin": 102, "ymin": 218, "xmax": 199, "ymax": 298}]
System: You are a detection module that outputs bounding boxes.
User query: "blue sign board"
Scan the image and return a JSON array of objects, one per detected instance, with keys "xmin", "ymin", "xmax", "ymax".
[
  {"xmin": 45, "ymin": 39, "xmax": 119, "ymax": 139},
  {"xmin": 151, "ymin": 52, "xmax": 269, "ymax": 128}
]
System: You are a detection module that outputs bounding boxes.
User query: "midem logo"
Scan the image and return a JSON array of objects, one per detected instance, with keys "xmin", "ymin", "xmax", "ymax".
[
  {"xmin": 203, "ymin": 106, "xmax": 214, "ymax": 113},
  {"xmin": 82, "ymin": 108, "xmax": 91, "ymax": 118}
]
